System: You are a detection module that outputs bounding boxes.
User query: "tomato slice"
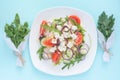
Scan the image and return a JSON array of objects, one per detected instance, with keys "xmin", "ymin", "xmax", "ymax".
[
  {"xmin": 69, "ymin": 15, "xmax": 81, "ymax": 24},
  {"xmin": 75, "ymin": 32, "xmax": 83, "ymax": 45},
  {"xmin": 52, "ymin": 51, "xmax": 61, "ymax": 64},
  {"xmin": 41, "ymin": 20, "xmax": 47, "ymax": 25},
  {"xmin": 42, "ymin": 38, "xmax": 55, "ymax": 47},
  {"xmin": 40, "ymin": 27, "xmax": 45, "ymax": 36},
  {"xmin": 40, "ymin": 20, "xmax": 47, "ymax": 36}
]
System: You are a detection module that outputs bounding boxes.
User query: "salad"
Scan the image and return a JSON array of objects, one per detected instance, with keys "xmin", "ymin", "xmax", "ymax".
[{"xmin": 37, "ymin": 15, "xmax": 90, "ymax": 69}]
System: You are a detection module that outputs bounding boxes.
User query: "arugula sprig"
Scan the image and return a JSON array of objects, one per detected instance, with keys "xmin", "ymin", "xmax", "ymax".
[
  {"xmin": 53, "ymin": 16, "xmax": 68, "ymax": 26},
  {"xmin": 42, "ymin": 24, "xmax": 61, "ymax": 34},
  {"xmin": 62, "ymin": 60, "xmax": 75, "ymax": 70},
  {"xmin": 62, "ymin": 53, "xmax": 85, "ymax": 70},
  {"xmin": 69, "ymin": 18, "xmax": 86, "ymax": 34},
  {"xmin": 5, "ymin": 13, "xmax": 30, "ymax": 48},
  {"xmin": 37, "ymin": 46, "xmax": 46, "ymax": 60},
  {"xmin": 97, "ymin": 12, "xmax": 115, "ymax": 41}
]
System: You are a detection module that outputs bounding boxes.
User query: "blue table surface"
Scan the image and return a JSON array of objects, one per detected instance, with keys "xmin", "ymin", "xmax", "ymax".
[{"xmin": 0, "ymin": 0, "xmax": 120, "ymax": 80}]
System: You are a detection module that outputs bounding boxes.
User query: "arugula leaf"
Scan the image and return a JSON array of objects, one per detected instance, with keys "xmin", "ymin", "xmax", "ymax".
[
  {"xmin": 97, "ymin": 11, "xmax": 115, "ymax": 41},
  {"xmin": 37, "ymin": 46, "xmax": 46, "ymax": 60},
  {"xmin": 14, "ymin": 13, "xmax": 20, "ymax": 27},
  {"xmin": 24, "ymin": 22, "xmax": 28, "ymax": 28},
  {"xmin": 42, "ymin": 24, "xmax": 61, "ymax": 34},
  {"xmin": 4, "ymin": 13, "xmax": 30, "ymax": 48},
  {"xmin": 69, "ymin": 18, "xmax": 86, "ymax": 33},
  {"xmin": 62, "ymin": 53, "xmax": 85, "ymax": 70},
  {"xmin": 77, "ymin": 25, "xmax": 86, "ymax": 34},
  {"xmin": 62, "ymin": 60, "xmax": 75, "ymax": 70},
  {"xmin": 54, "ymin": 17, "xmax": 67, "ymax": 26},
  {"xmin": 65, "ymin": 16, "xmax": 69, "ymax": 21},
  {"xmin": 69, "ymin": 18, "xmax": 78, "ymax": 26},
  {"xmin": 75, "ymin": 53, "xmax": 84, "ymax": 63}
]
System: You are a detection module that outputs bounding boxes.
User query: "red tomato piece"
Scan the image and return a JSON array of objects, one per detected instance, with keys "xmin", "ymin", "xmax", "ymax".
[
  {"xmin": 52, "ymin": 51, "xmax": 61, "ymax": 64},
  {"xmin": 40, "ymin": 20, "xmax": 47, "ymax": 36},
  {"xmin": 42, "ymin": 38, "xmax": 55, "ymax": 47},
  {"xmin": 40, "ymin": 27, "xmax": 45, "ymax": 36},
  {"xmin": 69, "ymin": 15, "xmax": 81, "ymax": 24},
  {"xmin": 75, "ymin": 32, "xmax": 83, "ymax": 45},
  {"xmin": 41, "ymin": 20, "xmax": 47, "ymax": 25}
]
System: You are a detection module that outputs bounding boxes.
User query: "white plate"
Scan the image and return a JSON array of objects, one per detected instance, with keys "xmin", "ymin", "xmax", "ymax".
[{"xmin": 29, "ymin": 7, "xmax": 97, "ymax": 76}]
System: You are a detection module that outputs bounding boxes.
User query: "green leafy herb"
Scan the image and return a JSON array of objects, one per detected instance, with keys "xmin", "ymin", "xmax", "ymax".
[
  {"xmin": 62, "ymin": 53, "xmax": 85, "ymax": 70},
  {"xmin": 42, "ymin": 24, "xmax": 61, "ymax": 34},
  {"xmin": 37, "ymin": 46, "xmax": 46, "ymax": 60},
  {"xmin": 65, "ymin": 16, "xmax": 69, "ymax": 21},
  {"xmin": 97, "ymin": 11, "xmax": 115, "ymax": 41},
  {"xmin": 77, "ymin": 25, "xmax": 86, "ymax": 34},
  {"xmin": 69, "ymin": 18, "xmax": 78, "ymax": 26},
  {"xmin": 54, "ymin": 17, "xmax": 67, "ymax": 26},
  {"xmin": 75, "ymin": 53, "xmax": 84, "ymax": 63},
  {"xmin": 62, "ymin": 60, "xmax": 76, "ymax": 70},
  {"xmin": 69, "ymin": 18, "xmax": 86, "ymax": 34},
  {"xmin": 4, "ymin": 13, "xmax": 30, "ymax": 48}
]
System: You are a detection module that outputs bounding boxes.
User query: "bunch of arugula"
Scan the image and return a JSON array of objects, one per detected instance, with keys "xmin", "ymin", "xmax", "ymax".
[
  {"xmin": 97, "ymin": 11, "xmax": 115, "ymax": 62},
  {"xmin": 5, "ymin": 13, "xmax": 30, "ymax": 48},
  {"xmin": 97, "ymin": 12, "xmax": 115, "ymax": 41}
]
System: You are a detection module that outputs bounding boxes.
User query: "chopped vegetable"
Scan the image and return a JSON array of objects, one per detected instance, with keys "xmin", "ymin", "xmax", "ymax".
[
  {"xmin": 69, "ymin": 15, "xmax": 81, "ymax": 24},
  {"xmin": 62, "ymin": 49, "xmax": 74, "ymax": 60},
  {"xmin": 41, "ymin": 37, "xmax": 55, "ymax": 47},
  {"xmin": 40, "ymin": 20, "xmax": 47, "ymax": 37},
  {"xmin": 52, "ymin": 51, "xmax": 61, "ymax": 64},
  {"xmin": 74, "ymin": 31, "xmax": 83, "ymax": 45}
]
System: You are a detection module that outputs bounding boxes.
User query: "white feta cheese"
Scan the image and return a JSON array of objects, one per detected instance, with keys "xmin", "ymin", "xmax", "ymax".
[
  {"xmin": 64, "ymin": 27, "xmax": 69, "ymax": 32},
  {"xmin": 67, "ymin": 41, "xmax": 73, "ymax": 48},
  {"xmin": 44, "ymin": 48, "xmax": 50, "ymax": 53},
  {"xmin": 54, "ymin": 32, "xmax": 60, "ymax": 38},
  {"xmin": 71, "ymin": 34, "xmax": 77, "ymax": 40},
  {"xmin": 68, "ymin": 21, "xmax": 73, "ymax": 27},
  {"xmin": 51, "ymin": 38, "xmax": 57, "ymax": 44},
  {"xmin": 62, "ymin": 46, "xmax": 67, "ymax": 51},
  {"xmin": 49, "ymin": 46, "xmax": 57, "ymax": 53},
  {"xmin": 47, "ymin": 32, "xmax": 53, "ymax": 37},
  {"xmin": 58, "ymin": 40, "xmax": 67, "ymax": 52},
  {"xmin": 71, "ymin": 25, "xmax": 77, "ymax": 31},
  {"xmin": 59, "ymin": 35, "xmax": 64, "ymax": 42},
  {"xmin": 58, "ymin": 45, "xmax": 66, "ymax": 52},
  {"xmin": 64, "ymin": 23, "xmax": 70, "ymax": 28},
  {"xmin": 56, "ymin": 25, "xmax": 62, "ymax": 31},
  {"xmin": 63, "ymin": 32, "xmax": 70, "ymax": 38},
  {"xmin": 60, "ymin": 40, "xmax": 66, "ymax": 46}
]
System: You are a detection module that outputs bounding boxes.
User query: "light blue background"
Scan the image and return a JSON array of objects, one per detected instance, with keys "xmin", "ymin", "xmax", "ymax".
[{"xmin": 0, "ymin": 0, "xmax": 120, "ymax": 80}]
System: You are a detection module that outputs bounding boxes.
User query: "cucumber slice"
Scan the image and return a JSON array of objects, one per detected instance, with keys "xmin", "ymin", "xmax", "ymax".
[
  {"xmin": 80, "ymin": 48, "xmax": 88, "ymax": 55},
  {"xmin": 62, "ymin": 48, "xmax": 74, "ymax": 60}
]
